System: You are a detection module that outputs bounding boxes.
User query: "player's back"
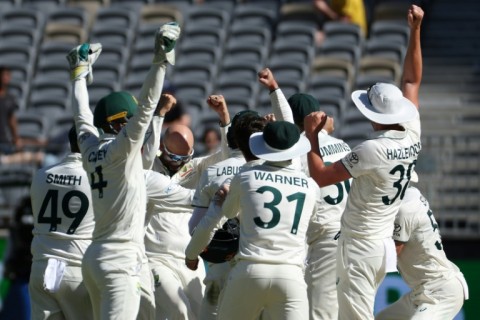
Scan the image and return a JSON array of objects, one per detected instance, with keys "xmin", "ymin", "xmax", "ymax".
[
  {"xmin": 193, "ymin": 150, "xmax": 245, "ymax": 209},
  {"xmin": 30, "ymin": 153, "xmax": 94, "ymax": 266},
  {"xmin": 395, "ymin": 187, "xmax": 461, "ymax": 288},
  {"xmin": 307, "ymin": 133, "xmax": 352, "ymax": 243},
  {"xmin": 341, "ymin": 129, "xmax": 421, "ymax": 239},
  {"xmin": 231, "ymin": 162, "xmax": 319, "ymax": 266},
  {"xmin": 81, "ymin": 131, "xmax": 147, "ymax": 245}
]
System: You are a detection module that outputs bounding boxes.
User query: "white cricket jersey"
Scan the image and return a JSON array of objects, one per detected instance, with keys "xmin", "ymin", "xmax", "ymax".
[
  {"xmin": 192, "ymin": 149, "xmax": 245, "ymax": 208},
  {"xmin": 144, "ymin": 169, "xmax": 195, "ymax": 261},
  {"xmin": 306, "ymin": 132, "xmax": 352, "ymax": 243},
  {"xmin": 73, "ymin": 65, "xmax": 166, "ymax": 245},
  {"xmin": 145, "ymin": 147, "xmax": 227, "ymax": 260},
  {"xmin": 30, "ymin": 153, "xmax": 94, "ymax": 266},
  {"xmin": 185, "ymin": 159, "xmax": 264, "ymax": 259},
  {"xmin": 221, "ymin": 161, "xmax": 320, "ymax": 267},
  {"xmin": 394, "ymin": 187, "xmax": 462, "ymax": 289},
  {"xmin": 340, "ymin": 116, "xmax": 421, "ymax": 239}
]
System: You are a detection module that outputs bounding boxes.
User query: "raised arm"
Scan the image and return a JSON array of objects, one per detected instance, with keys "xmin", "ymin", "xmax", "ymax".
[
  {"xmin": 142, "ymin": 93, "xmax": 177, "ymax": 170},
  {"xmin": 258, "ymin": 68, "xmax": 294, "ymax": 123},
  {"xmin": 206, "ymin": 94, "xmax": 230, "ymax": 159},
  {"xmin": 127, "ymin": 23, "xmax": 181, "ymax": 145},
  {"xmin": 67, "ymin": 43, "xmax": 103, "ymax": 138},
  {"xmin": 401, "ymin": 5, "xmax": 424, "ymax": 109}
]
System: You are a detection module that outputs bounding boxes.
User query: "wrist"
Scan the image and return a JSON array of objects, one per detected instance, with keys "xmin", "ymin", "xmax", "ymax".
[{"xmin": 269, "ymin": 87, "xmax": 279, "ymax": 94}]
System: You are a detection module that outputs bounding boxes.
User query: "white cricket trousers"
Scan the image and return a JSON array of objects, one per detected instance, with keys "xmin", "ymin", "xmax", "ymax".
[
  {"xmin": 150, "ymin": 255, "xmax": 205, "ymax": 320},
  {"xmin": 217, "ymin": 260, "xmax": 309, "ymax": 320},
  {"xmin": 30, "ymin": 260, "xmax": 93, "ymax": 320},
  {"xmin": 375, "ymin": 274, "xmax": 468, "ymax": 320},
  {"xmin": 305, "ymin": 229, "xmax": 339, "ymax": 320},
  {"xmin": 336, "ymin": 236, "xmax": 389, "ymax": 320},
  {"xmin": 199, "ymin": 261, "xmax": 233, "ymax": 320},
  {"xmin": 82, "ymin": 242, "xmax": 143, "ymax": 320},
  {"xmin": 138, "ymin": 259, "xmax": 155, "ymax": 320}
]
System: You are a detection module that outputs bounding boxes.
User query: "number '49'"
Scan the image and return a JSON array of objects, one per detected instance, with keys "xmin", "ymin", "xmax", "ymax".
[{"xmin": 37, "ymin": 189, "xmax": 89, "ymax": 234}]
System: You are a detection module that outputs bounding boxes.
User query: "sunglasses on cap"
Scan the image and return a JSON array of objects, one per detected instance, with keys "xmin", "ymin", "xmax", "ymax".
[{"xmin": 163, "ymin": 144, "xmax": 194, "ymax": 163}]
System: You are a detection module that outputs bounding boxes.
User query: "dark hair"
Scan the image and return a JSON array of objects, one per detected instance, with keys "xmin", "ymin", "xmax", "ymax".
[
  {"xmin": 227, "ymin": 110, "xmax": 260, "ymax": 149},
  {"xmin": 202, "ymin": 126, "xmax": 220, "ymax": 140},
  {"xmin": 233, "ymin": 114, "xmax": 267, "ymax": 160},
  {"xmin": 164, "ymin": 100, "xmax": 185, "ymax": 123},
  {"xmin": 0, "ymin": 65, "xmax": 10, "ymax": 88}
]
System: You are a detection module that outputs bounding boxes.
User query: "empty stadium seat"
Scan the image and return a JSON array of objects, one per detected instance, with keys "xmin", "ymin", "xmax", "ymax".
[
  {"xmin": 231, "ymin": 4, "xmax": 277, "ymax": 31},
  {"xmin": 369, "ymin": 20, "xmax": 410, "ymax": 46},
  {"xmin": 228, "ymin": 24, "xmax": 272, "ymax": 47},
  {"xmin": 311, "ymin": 56, "xmax": 356, "ymax": 89},
  {"xmin": 323, "ymin": 21, "xmax": 364, "ymax": 46},
  {"xmin": 185, "ymin": 6, "xmax": 230, "ymax": 28},
  {"xmin": 275, "ymin": 21, "xmax": 317, "ymax": 46}
]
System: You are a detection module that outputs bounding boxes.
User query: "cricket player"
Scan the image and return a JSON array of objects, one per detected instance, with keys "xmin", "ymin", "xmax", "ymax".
[
  {"xmin": 143, "ymin": 95, "xmax": 231, "ymax": 319},
  {"xmin": 258, "ymin": 68, "xmax": 352, "ymax": 319},
  {"xmin": 187, "ymin": 121, "xmax": 320, "ymax": 320},
  {"xmin": 188, "ymin": 110, "xmax": 263, "ymax": 319},
  {"xmin": 376, "ymin": 187, "xmax": 469, "ymax": 320},
  {"xmin": 150, "ymin": 94, "xmax": 231, "ymax": 189},
  {"xmin": 139, "ymin": 93, "xmax": 179, "ymax": 320},
  {"xmin": 29, "ymin": 127, "xmax": 94, "ymax": 320},
  {"xmin": 304, "ymin": 5, "xmax": 424, "ymax": 319},
  {"xmin": 66, "ymin": 22, "xmax": 180, "ymax": 319},
  {"xmin": 143, "ymin": 167, "xmax": 198, "ymax": 320},
  {"xmin": 288, "ymin": 94, "xmax": 352, "ymax": 320}
]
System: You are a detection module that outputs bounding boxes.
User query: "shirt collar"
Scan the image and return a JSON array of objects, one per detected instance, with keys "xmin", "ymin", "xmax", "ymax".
[{"xmin": 369, "ymin": 128, "xmax": 408, "ymax": 140}]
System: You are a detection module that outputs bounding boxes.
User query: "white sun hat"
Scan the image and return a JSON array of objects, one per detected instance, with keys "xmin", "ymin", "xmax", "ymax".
[
  {"xmin": 351, "ymin": 82, "xmax": 418, "ymax": 125},
  {"xmin": 249, "ymin": 121, "xmax": 311, "ymax": 162}
]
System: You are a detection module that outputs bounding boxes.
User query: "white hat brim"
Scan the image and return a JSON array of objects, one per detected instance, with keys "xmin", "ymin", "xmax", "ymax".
[
  {"xmin": 249, "ymin": 132, "xmax": 311, "ymax": 161},
  {"xmin": 351, "ymin": 90, "xmax": 418, "ymax": 125}
]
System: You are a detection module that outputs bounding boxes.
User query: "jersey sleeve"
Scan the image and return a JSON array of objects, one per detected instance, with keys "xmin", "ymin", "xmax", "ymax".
[
  {"xmin": 341, "ymin": 140, "xmax": 380, "ymax": 178},
  {"xmin": 142, "ymin": 116, "xmax": 164, "ymax": 170},
  {"xmin": 109, "ymin": 65, "xmax": 167, "ymax": 157},
  {"xmin": 220, "ymin": 175, "xmax": 241, "ymax": 219},
  {"xmin": 270, "ymin": 88, "xmax": 294, "ymax": 123},
  {"xmin": 219, "ymin": 123, "xmax": 230, "ymax": 160},
  {"xmin": 72, "ymin": 79, "xmax": 100, "ymax": 150},
  {"xmin": 192, "ymin": 169, "xmax": 213, "ymax": 208},
  {"xmin": 185, "ymin": 202, "xmax": 225, "ymax": 259},
  {"xmin": 175, "ymin": 150, "xmax": 227, "ymax": 189},
  {"xmin": 393, "ymin": 208, "xmax": 413, "ymax": 242}
]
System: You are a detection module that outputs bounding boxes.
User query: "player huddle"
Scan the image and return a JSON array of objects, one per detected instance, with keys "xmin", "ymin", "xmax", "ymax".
[{"xmin": 28, "ymin": 4, "xmax": 468, "ymax": 320}]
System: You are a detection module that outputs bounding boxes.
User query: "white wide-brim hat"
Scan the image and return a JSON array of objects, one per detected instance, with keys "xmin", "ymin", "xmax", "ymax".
[
  {"xmin": 351, "ymin": 82, "xmax": 418, "ymax": 125},
  {"xmin": 249, "ymin": 121, "xmax": 311, "ymax": 162}
]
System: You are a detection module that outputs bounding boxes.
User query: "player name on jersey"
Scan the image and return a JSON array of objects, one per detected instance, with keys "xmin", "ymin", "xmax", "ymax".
[
  {"xmin": 87, "ymin": 149, "xmax": 107, "ymax": 162},
  {"xmin": 216, "ymin": 166, "xmax": 240, "ymax": 177},
  {"xmin": 254, "ymin": 171, "xmax": 308, "ymax": 187},
  {"xmin": 319, "ymin": 142, "xmax": 351, "ymax": 157},
  {"xmin": 386, "ymin": 142, "xmax": 421, "ymax": 160},
  {"xmin": 46, "ymin": 173, "xmax": 83, "ymax": 186}
]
